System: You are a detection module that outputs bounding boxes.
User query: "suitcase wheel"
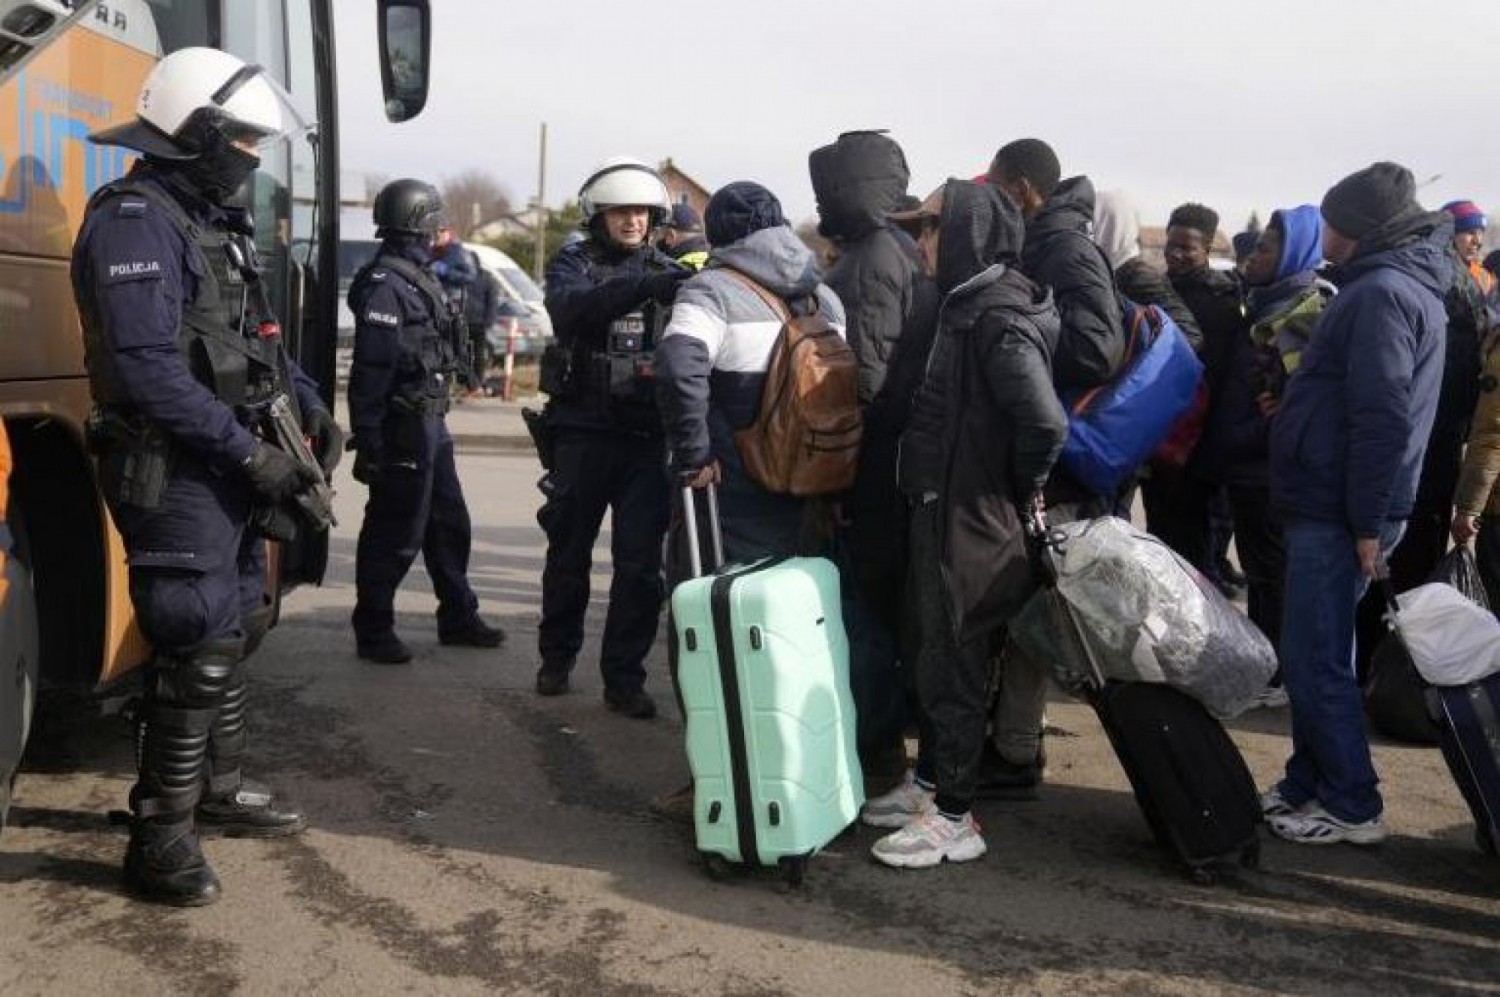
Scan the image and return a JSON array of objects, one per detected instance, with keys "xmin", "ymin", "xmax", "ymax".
[
  {"xmin": 701, "ymin": 853, "xmax": 735, "ymax": 882},
  {"xmin": 779, "ymin": 854, "xmax": 809, "ymax": 889}
]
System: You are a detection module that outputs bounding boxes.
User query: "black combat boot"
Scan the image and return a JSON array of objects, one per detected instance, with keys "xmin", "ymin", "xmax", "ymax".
[
  {"xmin": 197, "ymin": 780, "xmax": 307, "ymax": 837},
  {"xmin": 438, "ymin": 617, "xmax": 507, "ymax": 648},
  {"xmin": 124, "ymin": 688, "xmax": 221, "ymax": 906},
  {"xmin": 124, "ymin": 817, "xmax": 221, "ymax": 906},
  {"xmin": 196, "ymin": 674, "xmax": 306, "ymax": 837},
  {"xmin": 357, "ymin": 632, "xmax": 413, "ymax": 664}
]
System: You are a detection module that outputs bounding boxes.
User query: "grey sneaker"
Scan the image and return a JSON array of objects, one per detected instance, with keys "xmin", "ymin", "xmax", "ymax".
[
  {"xmin": 860, "ymin": 770, "xmax": 934, "ymax": 829},
  {"xmin": 871, "ymin": 810, "xmax": 987, "ymax": 869}
]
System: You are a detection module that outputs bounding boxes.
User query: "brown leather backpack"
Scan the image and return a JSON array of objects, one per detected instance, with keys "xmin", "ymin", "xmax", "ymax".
[{"xmin": 726, "ymin": 270, "xmax": 862, "ymax": 496}]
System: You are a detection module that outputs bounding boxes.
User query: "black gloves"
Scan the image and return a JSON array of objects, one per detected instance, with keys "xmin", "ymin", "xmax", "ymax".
[
  {"xmin": 243, "ymin": 443, "xmax": 320, "ymax": 502},
  {"xmin": 303, "ymin": 407, "xmax": 345, "ymax": 478},
  {"xmin": 352, "ymin": 449, "xmax": 382, "ymax": 485},
  {"xmin": 644, "ymin": 269, "xmax": 691, "ymax": 305}
]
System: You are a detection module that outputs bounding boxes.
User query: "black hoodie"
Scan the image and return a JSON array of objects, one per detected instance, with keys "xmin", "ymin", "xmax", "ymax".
[
  {"xmin": 898, "ymin": 181, "xmax": 1068, "ymax": 640},
  {"xmin": 810, "ymin": 131, "xmax": 927, "ymax": 404},
  {"xmin": 1021, "ymin": 175, "xmax": 1126, "ymax": 391}
]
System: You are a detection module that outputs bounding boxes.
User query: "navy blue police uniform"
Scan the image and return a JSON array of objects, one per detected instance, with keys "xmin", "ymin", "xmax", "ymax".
[
  {"xmin": 347, "ymin": 240, "xmax": 490, "ymax": 655},
  {"xmin": 71, "ymin": 163, "xmax": 328, "ymax": 872},
  {"xmin": 535, "ymin": 237, "xmax": 685, "ymax": 712}
]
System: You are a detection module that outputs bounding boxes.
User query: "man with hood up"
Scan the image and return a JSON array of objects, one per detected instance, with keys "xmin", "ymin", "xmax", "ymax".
[
  {"xmin": 809, "ymin": 130, "xmax": 923, "ymax": 404},
  {"xmin": 1217, "ymin": 204, "xmax": 1331, "ymax": 681},
  {"xmin": 809, "ymin": 130, "xmax": 936, "ymax": 785},
  {"xmin": 860, "ymin": 180, "xmax": 1067, "ymax": 868},
  {"xmin": 1263, "ymin": 163, "xmax": 1450, "ymax": 846}
]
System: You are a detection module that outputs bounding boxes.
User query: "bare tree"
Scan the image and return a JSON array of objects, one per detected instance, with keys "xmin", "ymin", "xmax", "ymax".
[{"xmin": 441, "ymin": 170, "xmax": 514, "ymax": 237}]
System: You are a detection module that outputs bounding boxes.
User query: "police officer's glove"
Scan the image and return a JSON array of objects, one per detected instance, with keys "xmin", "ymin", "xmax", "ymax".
[
  {"xmin": 303, "ymin": 407, "xmax": 345, "ymax": 479},
  {"xmin": 242, "ymin": 443, "xmax": 320, "ymax": 502},
  {"xmin": 352, "ymin": 449, "xmax": 382, "ymax": 486},
  {"xmin": 644, "ymin": 269, "xmax": 692, "ymax": 305}
]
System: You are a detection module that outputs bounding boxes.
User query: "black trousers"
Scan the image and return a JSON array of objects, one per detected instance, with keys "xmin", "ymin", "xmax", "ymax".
[
  {"xmin": 1140, "ymin": 465, "xmax": 1212, "ymax": 573},
  {"xmin": 1227, "ymin": 483, "xmax": 1285, "ymax": 654},
  {"xmin": 909, "ymin": 501, "xmax": 994, "ymax": 814},
  {"xmin": 353, "ymin": 424, "xmax": 480, "ymax": 640},
  {"xmin": 536, "ymin": 429, "xmax": 670, "ymax": 694}
]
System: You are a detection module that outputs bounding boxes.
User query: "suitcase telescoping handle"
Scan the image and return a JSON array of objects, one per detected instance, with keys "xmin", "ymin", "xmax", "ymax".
[
  {"xmin": 1377, "ymin": 575, "xmax": 1413, "ymax": 657},
  {"xmin": 1023, "ymin": 497, "xmax": 1107, "ymax": 692},
  {"xmin": 681, "ymin": 481, "xmax": 726, "ymax": 579}
]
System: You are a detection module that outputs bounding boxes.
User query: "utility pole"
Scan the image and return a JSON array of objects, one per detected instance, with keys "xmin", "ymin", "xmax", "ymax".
[{"xmin": 532, "ymin": 122, "xmax": 548, "ymax": 284}]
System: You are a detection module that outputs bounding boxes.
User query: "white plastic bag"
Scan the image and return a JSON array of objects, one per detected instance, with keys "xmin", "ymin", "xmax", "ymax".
[
  {"xmin": 1395, "ymin": 582, "xmax": 1500, "ymax": 685},
  {"xmin": 1046, "ymin": 517, "xmax": 1277, "ymax": 718}
]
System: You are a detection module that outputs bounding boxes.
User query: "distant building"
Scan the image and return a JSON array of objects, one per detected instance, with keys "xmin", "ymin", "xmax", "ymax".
[
  {"xmin": 659, "ymin": 158, "xmax": 712, "ymax": 219},
  {"xmin": 471, "ymin": 211, "xmax": 537, "ymax": 243}
]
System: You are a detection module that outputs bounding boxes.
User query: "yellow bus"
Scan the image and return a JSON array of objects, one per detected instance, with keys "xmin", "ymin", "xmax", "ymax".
[{"xmin": 0, "ymin": 0, "xmax": 431, "ymax": 823}]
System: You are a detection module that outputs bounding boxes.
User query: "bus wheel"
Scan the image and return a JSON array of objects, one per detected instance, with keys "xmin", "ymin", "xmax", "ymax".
[{"xmin": 0, "ymin": 506, "xmax": 39, "ymax": 833}]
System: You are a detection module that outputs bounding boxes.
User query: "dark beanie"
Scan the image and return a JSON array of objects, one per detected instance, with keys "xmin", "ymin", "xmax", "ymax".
[
  {"xmin": 705, "ymin": 181, "xmax": 787, "ymax": 247},
  {"xmin": 1320, "ymin": 162, "xmax": 1417, "ymax": 240}
]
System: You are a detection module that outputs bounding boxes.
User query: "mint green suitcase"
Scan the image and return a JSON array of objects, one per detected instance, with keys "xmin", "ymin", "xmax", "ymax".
[{"xmin": 671, "ymin": 486, "xmax": 863, "ymax": 885}]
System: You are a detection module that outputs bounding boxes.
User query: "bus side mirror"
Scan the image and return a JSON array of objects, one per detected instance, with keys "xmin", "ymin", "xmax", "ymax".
[{"xmin": 377, "ymin": 0, "xmax": 431, "ymax": 123}]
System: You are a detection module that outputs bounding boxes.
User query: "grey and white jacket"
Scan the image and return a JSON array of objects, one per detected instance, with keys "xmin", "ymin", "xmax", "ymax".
[{"xmin": 655, "ymin": 225, "xmax": 846, "ymax": 480}]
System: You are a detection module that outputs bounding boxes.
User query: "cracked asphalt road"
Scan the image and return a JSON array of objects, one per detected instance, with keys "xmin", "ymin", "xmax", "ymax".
[{"xmin": 1, "ymin": 451, "xmax": 1496, "ymax": 996}]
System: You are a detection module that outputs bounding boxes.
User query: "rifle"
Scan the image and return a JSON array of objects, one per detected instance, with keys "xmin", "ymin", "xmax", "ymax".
[{"xmin": 262, "ymin": 392, "xmax": 337, "ymax": 534}]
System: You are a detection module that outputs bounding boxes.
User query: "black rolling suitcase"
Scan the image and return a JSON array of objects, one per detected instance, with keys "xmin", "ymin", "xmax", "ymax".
[
  {"xmin": 1025, "ymin": 508, "xmax": 1262, "ymax": 882},
  {"xmin": 1377, "ymin": 578, "xmax": 1500, "ymax": 858}
]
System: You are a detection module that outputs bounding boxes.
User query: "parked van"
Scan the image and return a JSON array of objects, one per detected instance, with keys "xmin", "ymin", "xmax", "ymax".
[{"xmin": 466, "ymin": 243, "xmax": 554, "ymax": 352}]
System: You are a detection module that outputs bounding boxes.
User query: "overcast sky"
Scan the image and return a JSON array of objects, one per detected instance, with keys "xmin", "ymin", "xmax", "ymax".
[{"xmin": 333, "ymin": 0, "xmax": 1500, "ymax": 236}]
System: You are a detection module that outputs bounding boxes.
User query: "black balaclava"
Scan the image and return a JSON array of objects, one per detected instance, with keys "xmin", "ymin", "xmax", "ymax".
[{"xmin": 176, "ymin": 113, "xmax": 262, "ymax": 204}]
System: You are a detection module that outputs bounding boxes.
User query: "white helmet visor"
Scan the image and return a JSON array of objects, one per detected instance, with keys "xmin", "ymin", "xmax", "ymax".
[{"xmin": 210, "ymin": 62, "xmax": 314, "ymax": 149}]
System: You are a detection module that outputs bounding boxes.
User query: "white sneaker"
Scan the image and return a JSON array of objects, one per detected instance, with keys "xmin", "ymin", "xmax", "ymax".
[
  {"xmin": 860, "ymin": 770, "xmax": 935, "ymax": 829},
  {"xmin": 1268, "ymin": 806, "xmax": 1387, "ymax": 846},
  {"xmin": 871, "ymin": 810, "xmax": 987, "ymax": 869}
]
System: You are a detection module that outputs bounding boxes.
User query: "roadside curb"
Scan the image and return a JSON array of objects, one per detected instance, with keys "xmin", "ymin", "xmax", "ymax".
[{"xmin": 453, "ymin": 434, "xmax": 536, "ymax": 454}]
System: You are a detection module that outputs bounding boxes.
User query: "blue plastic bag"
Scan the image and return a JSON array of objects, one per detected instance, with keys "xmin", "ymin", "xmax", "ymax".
[{"xmin": 1058, "ymin": 302, "xmax": 1203, "ymax": 496}]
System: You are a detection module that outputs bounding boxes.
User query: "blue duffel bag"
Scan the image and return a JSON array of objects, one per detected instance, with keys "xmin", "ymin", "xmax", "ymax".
[{"xmin": 1058, "ymin": 301, "xmax": 1204, "ymax": 496}]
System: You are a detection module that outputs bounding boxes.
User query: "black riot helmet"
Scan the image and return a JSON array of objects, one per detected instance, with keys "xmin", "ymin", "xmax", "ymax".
[{"xmin": 373, "ymin": 178, "xmax": 447, "ymax": 238}]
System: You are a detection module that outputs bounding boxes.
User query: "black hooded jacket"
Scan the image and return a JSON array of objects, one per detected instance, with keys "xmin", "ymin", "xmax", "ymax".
[
  {"xmin": 898, "ymin": 181, "xmax": 1068, "ymax": 641},
  {"xmin": 1021, "ymin": 176, "xmax": 1126, "ymax": 391},
  {"xmin": 810, "ymin": 131, "xmax": 925, "ymax": 404}
]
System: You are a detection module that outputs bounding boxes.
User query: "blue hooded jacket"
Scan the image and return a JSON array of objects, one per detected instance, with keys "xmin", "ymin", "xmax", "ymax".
[
  {"xmin": 1215, "ymin": 206, "xmax": 1328, "ymax": 487},
  {"xmin": 1269, "ymin": 212, "xmax": 1452, "ymax": 535}
]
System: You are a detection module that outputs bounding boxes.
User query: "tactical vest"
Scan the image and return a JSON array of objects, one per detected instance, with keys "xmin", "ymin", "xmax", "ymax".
[
  {"xmin": 77, "ymin": 178, "xmax": 286, "ymax": 413},
  {"xmin": 576, "ymin": 245, "xmax": 671, "ymax": 419},
  {"xmin": 352, "ymin": 252, "xmax": 464, "ymax": 415}
]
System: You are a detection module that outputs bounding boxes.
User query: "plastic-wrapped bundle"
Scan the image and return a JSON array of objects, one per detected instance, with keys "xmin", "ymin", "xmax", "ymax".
[{"xmin": 1011, "ymin": 517, "xmax": 1276, "ymax": 718}]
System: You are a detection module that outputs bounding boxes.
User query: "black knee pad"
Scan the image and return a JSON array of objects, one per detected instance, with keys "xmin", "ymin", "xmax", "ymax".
[{"xmin": 156, "ymin": 639, "xmax": 245, "ymax": 708}]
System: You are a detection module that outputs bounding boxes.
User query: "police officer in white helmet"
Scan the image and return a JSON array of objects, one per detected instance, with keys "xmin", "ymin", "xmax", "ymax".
[
  {"xmin": 532, "ymin": 158, "xmax": 689, "ymax": 718},
  {"xmin": 73, "ymin": 47, "xmax": 340, "ymax": 905}
]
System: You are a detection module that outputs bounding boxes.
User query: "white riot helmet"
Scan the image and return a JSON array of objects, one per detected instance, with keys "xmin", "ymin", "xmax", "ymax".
[
  {"xmin": 90, "ymin": 46, "xmax": 309, "ymax": 160},
  {"xmin": 578, "ymin": 157, "xmax": 672, "ymax": 227}
]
